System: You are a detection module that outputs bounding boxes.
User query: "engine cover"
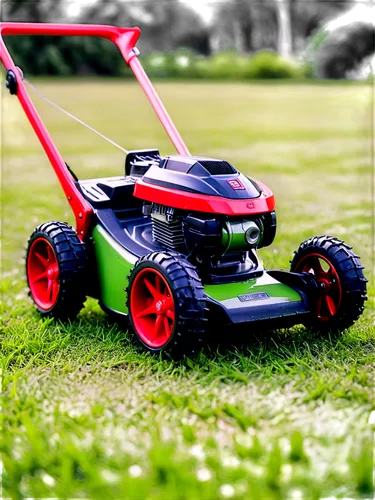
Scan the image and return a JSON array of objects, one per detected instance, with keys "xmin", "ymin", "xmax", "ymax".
[
  {"xmin": 142, "ymin": 155, "xmax": 260, "ymax": 199},
  {"xmin": 133, "ymin": 155, "xmax": 275, "ymax": 217}
]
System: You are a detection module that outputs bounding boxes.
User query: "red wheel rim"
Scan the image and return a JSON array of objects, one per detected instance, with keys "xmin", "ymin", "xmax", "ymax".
[
  {"xmin": 27, "ymin": 238, "xmax": 60, "ymax": 310},
  {"xmin": 130, "ymin": 268, "xmax": 175, "ymax": 348},
  {"xmin": 294, "ymin": 253, "xmax": 342, "ymax": 322}
]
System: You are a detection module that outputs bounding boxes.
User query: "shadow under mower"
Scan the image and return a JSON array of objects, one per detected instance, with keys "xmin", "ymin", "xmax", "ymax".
[{"xmin": 1, "ymin": 23, "xmax": 367, "ymax": 357}]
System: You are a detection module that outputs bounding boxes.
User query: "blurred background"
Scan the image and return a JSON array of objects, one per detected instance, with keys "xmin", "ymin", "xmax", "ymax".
[{"xmin": 1, "ymin": 0, "xmax": 374, "ymax": 80}]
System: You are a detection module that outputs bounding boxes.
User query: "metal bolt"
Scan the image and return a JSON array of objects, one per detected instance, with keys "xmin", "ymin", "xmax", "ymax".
[
  {"xmin": 78, "ymin": 213, "xmax": 83, "ymax": 218},
  {"xmin": 68, "ymin": 196, "xmax": 72, "ymax": 201}
]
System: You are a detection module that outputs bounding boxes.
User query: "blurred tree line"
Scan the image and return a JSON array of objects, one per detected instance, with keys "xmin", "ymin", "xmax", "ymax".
[{"xmin": 1, "ymin": 0, "xmax": 373, "ymax": 79}]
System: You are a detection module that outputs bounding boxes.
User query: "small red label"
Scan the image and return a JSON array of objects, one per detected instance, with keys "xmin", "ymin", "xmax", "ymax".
[{"xmin": 228, "ymin": 179, "xmax": 245, "ymax": 190}]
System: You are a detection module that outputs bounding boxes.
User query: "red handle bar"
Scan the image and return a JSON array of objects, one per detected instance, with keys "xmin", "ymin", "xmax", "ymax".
[{"xmin": 0, "ymin": 23, "xmax": 190, "ymax": 240}]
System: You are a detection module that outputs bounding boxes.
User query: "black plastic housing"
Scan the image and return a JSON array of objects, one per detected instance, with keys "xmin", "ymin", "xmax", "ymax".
[
  {"xmin": 142, "ymin": 155, "xmax": 261, "ymax": 199},
  {"xmin": 125, "ymin": 149, "xmax": 160, "ymax": 177},
  {"xmin": 183, "ymin": 215, "xmax": 222, "ymax": 252}
]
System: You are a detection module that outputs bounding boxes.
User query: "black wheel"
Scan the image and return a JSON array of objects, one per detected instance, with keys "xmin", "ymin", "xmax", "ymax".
[
  {"xmin": 127, "ymin": 251, "xmax": 206, "ymax": 357},
  {"xmin": 26, "ymin": 221, "xmax": 88, "ymax": 320},
  {"xmin": 290, "ymin": 235, "xmax": 367, "ymax": 331}
]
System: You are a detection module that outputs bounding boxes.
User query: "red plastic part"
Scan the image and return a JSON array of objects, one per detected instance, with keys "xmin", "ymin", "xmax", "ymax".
[
  {"xmin": 27, "ymin": 237, "xmax": 60, "ymax": 310},
  {"xmin": 293, "ymin": 253, "xmax": 342, "ymax": 321},
  {"xmin": 134, "ymin": 179, "xmax": 275, "ymax": 216},
  {"xmin": 129, "ymin": 57, "xmax": 190, "ymax": 156},
  {"xmin": 130, "ymin": 268, "xmax": 175, "ymax": 348},
  {"xmin": 0, "ymin": 23, "xmax": 190, "ymax": 239}
]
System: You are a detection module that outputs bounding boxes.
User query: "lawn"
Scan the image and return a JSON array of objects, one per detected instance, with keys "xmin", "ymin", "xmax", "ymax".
[{"xmin": 1, "ymin": 80, "xmax": 374, "ymax": 499}]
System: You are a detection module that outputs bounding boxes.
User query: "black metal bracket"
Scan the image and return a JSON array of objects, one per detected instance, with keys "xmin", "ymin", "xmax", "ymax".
[
  {"xmin": 5, "ymin": 68, "xmax": 23, "ymax": 95},
  {"xmin": 5, "ymin": 69, "xmax": 18, "ymax": 95},
  {"xmin": 268, "ymin": 270, "xmax": 319, "ymax": 296}
]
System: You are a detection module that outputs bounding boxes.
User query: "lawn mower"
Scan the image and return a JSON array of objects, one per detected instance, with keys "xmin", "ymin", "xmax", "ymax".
[{"xmin": 1, "ymin": 23, "xmax": 367, "ymax": 356}]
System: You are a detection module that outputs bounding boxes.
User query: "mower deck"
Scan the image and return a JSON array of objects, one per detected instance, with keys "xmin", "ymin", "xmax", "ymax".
[
  {"xmin": 204, "ymin": 273, "xmax": 310, "ymax": 327},
  {"xmin": 90, "ymin": 223, "xmax": 310, "ymax": 329}
]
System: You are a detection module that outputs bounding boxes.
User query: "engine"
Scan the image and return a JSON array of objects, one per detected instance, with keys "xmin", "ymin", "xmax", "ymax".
[
  {"xmin": 150, "ymin": 204, "xmax": 275, "ymax": 254},
  {"xmin": 147, "ymin": 203, "xmax": 276, "ymax": 281},
  {"xmin": 127, "ymin": 151, "xmax": 277, "ymax": 282}
]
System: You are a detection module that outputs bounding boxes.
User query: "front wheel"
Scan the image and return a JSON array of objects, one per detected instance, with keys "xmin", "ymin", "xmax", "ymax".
[
  {"xmin": 26, "ymin": 221, "xmax": 88, "ymax": 320},
  {"xmin": 290, "ymin": 236, "xmax": 367, "ymax": 331},
  {"xmin": 127, "ymin": 252, "xmax": 206, "ymax": 357}
]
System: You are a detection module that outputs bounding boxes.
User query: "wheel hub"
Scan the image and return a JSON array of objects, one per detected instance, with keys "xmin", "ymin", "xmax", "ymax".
[
  {"xmin": 319, "ymin": 278, "xmax": 329, "ymax": 290},
  {"xmin": 47, "ymin": 264, "xmax": 59, "ymax": 280},
  {"xmin": 27, "ymin": 237, "xmax": 60, "ymax": 310},
  {"xmin": 295, "ymin": 253, "xmax": 342, "ymax": 321},
  {"xmin": 130, "ymin": 268, "xmax": 176, "ymax": 349}
]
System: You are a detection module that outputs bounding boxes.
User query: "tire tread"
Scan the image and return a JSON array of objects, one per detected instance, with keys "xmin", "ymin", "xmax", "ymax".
[
  {"xmin": 127, "ymin": 251, "xmax": 206, "ymax": 357},
  {"xmin": 26, "ymin": 221, "xmax": 88, "ymax": 320},
  {"xmin": 291, "ymin": 235, "xmax": 367, "ymax": 331}
]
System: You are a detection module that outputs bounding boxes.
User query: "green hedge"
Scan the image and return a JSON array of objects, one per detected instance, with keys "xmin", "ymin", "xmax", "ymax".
[
  {"xmin": 6, "ymin": 36, "xmax": 307, "ymax": 79},
  {"xmin": 141, "ymin": 50, "xmax": 306, "ymax": 80},
  {"xmin": 0, "ymin": 47, "xmax": 312, "ymax": 80}
]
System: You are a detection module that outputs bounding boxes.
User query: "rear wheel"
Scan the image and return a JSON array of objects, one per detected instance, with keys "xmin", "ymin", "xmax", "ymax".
[
  {"xmin": 127, "ymin": 252, "xmax": 206, "ymax": 357},
  {"xmin": 290, "ymin": 235, "xmax": 367, "ymax": 331},
  {"xmin": 26, "ymin": 221, "xmax": 88, "ymax": 320}
]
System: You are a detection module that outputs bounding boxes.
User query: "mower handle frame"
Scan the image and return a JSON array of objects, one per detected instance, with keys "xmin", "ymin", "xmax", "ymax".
[{"xmin": 0, "ymin": 23, "xmax": 190, "ymax": 239}]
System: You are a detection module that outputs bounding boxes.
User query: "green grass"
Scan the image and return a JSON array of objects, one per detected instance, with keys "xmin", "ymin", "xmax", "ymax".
[{"xmin": 1, "ymin": 81, "xmax": 374, "ymax": 499}]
